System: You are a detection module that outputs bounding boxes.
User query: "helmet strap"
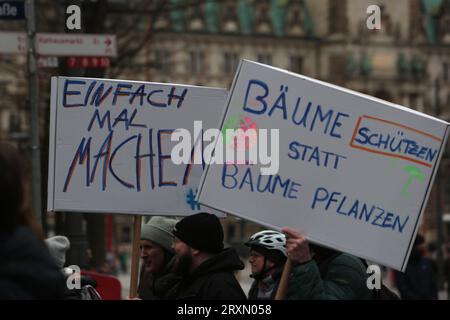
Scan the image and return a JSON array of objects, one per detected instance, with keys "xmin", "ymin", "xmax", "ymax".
[{"xmin": 250, "ymin": 254, "xmax": 278, "ymax": 280}]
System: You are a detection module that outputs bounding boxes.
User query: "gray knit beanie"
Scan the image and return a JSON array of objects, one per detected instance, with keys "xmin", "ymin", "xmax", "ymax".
[
  {"xmin": 45, "ymin": 235, "xmax": 70, "ymax": 269},
  {"xmin": 141, "ymin": 216, "xmax": 177, "ymax": 252}
]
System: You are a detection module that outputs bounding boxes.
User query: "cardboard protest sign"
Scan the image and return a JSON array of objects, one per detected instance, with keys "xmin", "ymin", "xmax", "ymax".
[
  {"xmin": 197, "ymin": 60, "xmax": 449, "ymax": 271},
  {"xmin": 48, "ymin": 77, "xmax": 227, "ymax": 216}
]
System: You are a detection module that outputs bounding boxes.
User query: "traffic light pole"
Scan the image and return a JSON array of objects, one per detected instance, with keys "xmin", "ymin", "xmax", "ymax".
[{"xmin": 26, "ymin": 0, "xmax": 42, "ymax": 224}]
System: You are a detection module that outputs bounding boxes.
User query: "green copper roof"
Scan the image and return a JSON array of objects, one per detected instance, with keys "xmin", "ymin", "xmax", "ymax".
[
  {"xmin": 421, "ymin": 0, "xmax": 444, "ymax": 44},
  {"xmin": 165, "ymin": 0, "xmax": 314, "ymax": 37},
  {"xmin": 238, "ymin": 0, "xmax": 255, "ymax": 35},
  {"xmin": 205, "ymin": 0, "xmax": 221, "ymax": 33},
  {"xmin": 271, "ymin": 0, "xmax": 288, "ymax": 37},
  {"xmin": 170, "ymin": 0, "xmax": 185, "ymax": 32}
]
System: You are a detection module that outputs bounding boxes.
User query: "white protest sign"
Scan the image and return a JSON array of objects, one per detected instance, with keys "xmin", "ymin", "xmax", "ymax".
[
  {"xmin": 197, "ymin": 60, "xmax": 449, "ymax": 271},
  {"xmin": 48, "ymin": 77, "xmax": 227, "ymax": 216}
]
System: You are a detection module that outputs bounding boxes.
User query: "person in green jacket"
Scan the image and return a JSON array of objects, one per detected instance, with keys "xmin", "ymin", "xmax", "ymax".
[{"xmin": 282, "ymin": 227, "xmax": 372, "ymax": 300}]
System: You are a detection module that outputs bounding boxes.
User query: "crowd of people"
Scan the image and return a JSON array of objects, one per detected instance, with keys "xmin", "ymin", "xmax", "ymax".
[{"xmin": 0, "ymin": 142, "xmax": 447, "ymax": 300}]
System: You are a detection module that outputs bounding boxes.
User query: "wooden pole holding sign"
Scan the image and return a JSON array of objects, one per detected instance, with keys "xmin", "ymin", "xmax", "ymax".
[
  {"xmin": 129, "ymin": 215, "xmax": 142, "ymax": 298},
  {"xmin": 274, "ymin": 258, "xmax": 292, "ymax": 300}
]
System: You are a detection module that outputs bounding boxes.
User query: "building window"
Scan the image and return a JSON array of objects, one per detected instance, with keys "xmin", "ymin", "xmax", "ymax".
[
  {"xmin": 8, "ymin": 111, "xmax": 21, "ymax": 134},
  {"xmin": 444, "ymin": 62, "xmax": 449, "ymax": 81},
  {"xmin": 406, "ymin": 93, "xmax": 420, "ymax": 111},
  {"xmin": 328, "ymin": 0, "xmax": 347, "ymax": 35},
  {"xmin": 328, "ymin": 54, "xmax": 346, "ymax": 79},
  {"xmin": 223, "ymin": 52, "xmax": 239, "ymax": 74},
  {"xmin": 286, "ymin": 6, "xmax": 304, "ymax": 37},
  {"xmin": 289, "ymin": 55, "xmax": 303, "ymax": 74},
  {"xmin": 257, "ymin": 53, "xmax": 272, "ymax": 66},
  {"xmin": 222, "ymin": 3, "xmax": 239, "ymax": 33},
  {"xmin": 409, "ymin": 0, "xmax": 423, "ymax": 40},
  {"xmin": 379, "ymin": 5, "xmax": 393, "ymax": 36},
  {"xmin": 188, "ymin": 50, "xmax": 205, "ymax": 74},
  {"xmin": 187, "ymin": 6, "xmax": 205, "ymax": 31},
  {"xmin": 1, "ymin": 110, "xmax": 9, "ymax": 133},
  {"xmin": 438, "ymin": 1, "xmax": 450, "ymax": 42},
  {"xmin": 154, "ymin": 49, "xmax": 171, "ymax": 72},
  {"xmin": 0, "ymin": 82, "xmax": 6, "ymax": 97},
  {"xmin": 154, "ymin": 12, "xmax": 170, "ymax": 31},
  {"xmin": 255, "ymin": 3, "xmax": 272, "ymax": 34}
]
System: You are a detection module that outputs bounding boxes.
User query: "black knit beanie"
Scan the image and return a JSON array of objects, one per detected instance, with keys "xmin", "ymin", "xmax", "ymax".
[{"xmin": 173, "ymin": 213, "xmax": 224, "ymax": 254}]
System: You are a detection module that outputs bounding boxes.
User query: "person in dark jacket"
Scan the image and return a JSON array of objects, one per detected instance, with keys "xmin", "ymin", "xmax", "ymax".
[
  {"xmin": 0, "ymin": 226, "xmax": 67, "ymax": 299},
  {"xmin": 137, "ymin": 216, "xmax": 180, "ymax": 300},
  {"xmin": 166, "ymin": 212, "xmax": 246, "ymax": 300},
  {"xmin": 282, "ymin": 227, "xmax": 372, "ymax": 300},
  {"xmin": 395, "ymin": 234, "xmax": 438, "ymax": 300},
  {"xmin": 245, "ymin": 230, "xmax": 288, "ymax": 300},
  {"xmin": 0, "ymin": 142, "xmax": 66, "ymax": 299}
]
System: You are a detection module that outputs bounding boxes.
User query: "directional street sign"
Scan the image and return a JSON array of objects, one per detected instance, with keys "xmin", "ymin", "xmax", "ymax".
[
  {"xmin": 0, "ymin": 31, "xmax": 26, "ymax": 54},
  {"xmin": 0, "ymin": 32, "xmax": 117, "ymax": 57},
  {"xmin": 36, "ymin": 33, "xmax": 117, "ymax": 57}
]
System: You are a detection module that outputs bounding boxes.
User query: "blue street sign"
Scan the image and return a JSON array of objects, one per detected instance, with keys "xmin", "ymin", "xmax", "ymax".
[{"xmin": 0, "ymin": 1, "xmax": 25, "ymax": 20}]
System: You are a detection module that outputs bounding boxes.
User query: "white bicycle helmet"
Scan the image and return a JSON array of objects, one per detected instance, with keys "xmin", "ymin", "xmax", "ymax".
[{"xmin": 245, "ymin": 230, "xmax": 287, "ymax": 257}]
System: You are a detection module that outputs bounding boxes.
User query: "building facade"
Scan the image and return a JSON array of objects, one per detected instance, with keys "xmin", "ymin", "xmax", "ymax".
[
  {"xmin": 129, "ymin": 0, "xmax": 450, "ymax": 245},
  {"xmin": 0, "ymin": 0, "xmax": 449, "ymax": 247}
]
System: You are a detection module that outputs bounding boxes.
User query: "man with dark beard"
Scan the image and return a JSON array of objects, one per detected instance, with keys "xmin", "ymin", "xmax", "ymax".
[{"xmin": 166, "ymin": 212, "xmax": 246, "ymax": 300}]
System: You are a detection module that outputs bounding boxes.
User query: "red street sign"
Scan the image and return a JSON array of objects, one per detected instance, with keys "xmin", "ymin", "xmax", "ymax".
[{"xmin": 67, "ymin": 56, "xmax": 110, "ymax": 68}]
